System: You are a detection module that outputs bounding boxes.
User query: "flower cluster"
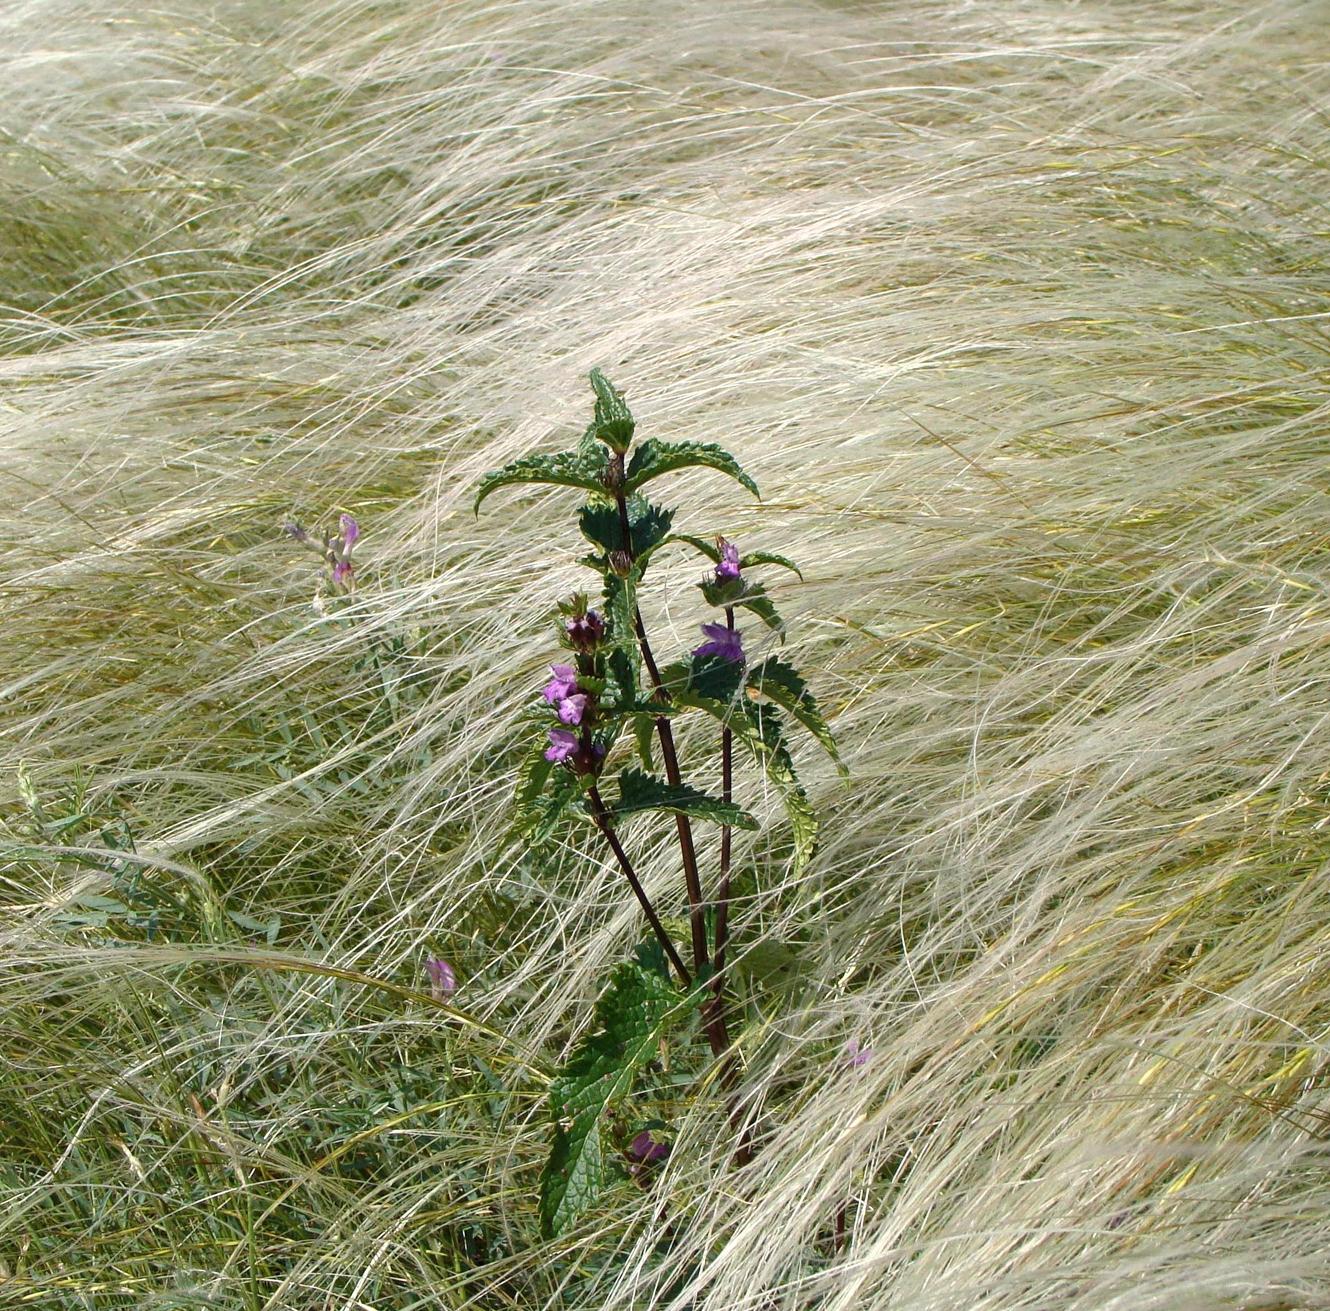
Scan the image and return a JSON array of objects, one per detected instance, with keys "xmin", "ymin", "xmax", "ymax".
[
  {"xmin": 285, "ymin": 512, "xmax": 360, "ymax": 591},
  {"xmin": 541, "ymin": 608, "xmax": 606, "ymax": 769}
]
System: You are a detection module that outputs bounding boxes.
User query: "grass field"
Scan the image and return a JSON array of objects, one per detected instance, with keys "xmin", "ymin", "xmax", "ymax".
[{"xmin": 3, "ymin": 2, "xmax": 1330, "ymax": 1307}]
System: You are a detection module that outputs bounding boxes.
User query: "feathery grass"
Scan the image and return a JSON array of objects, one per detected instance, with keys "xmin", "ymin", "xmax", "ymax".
[{"xmin": 3, "ymin": 1, "xmax": 1330, "ymax": 1307}]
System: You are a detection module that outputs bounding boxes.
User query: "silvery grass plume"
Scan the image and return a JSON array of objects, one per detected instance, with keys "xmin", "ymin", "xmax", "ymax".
[{"xmin": 1, "ymin": 1, "xmax": 1329, "ymax": 1309}]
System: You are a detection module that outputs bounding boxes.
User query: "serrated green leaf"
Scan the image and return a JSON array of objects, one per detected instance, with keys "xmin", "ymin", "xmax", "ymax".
[
  {"xmin": 624, "ymin": 440, "xmax": 760, "ymax": 499},
  {"xmin": 687, "ymin": 652, "xmax": 746, "ymax": 704},
  {"xmin": 746, "ymin": 657, "xmax": 845, "ymax": 772},
  {"xmin": 704, "ymin": 581, "xmax": 785, "ymax": 636},
  {"xmin": 578, "ymin": 496, "xmax": 674, "ymax": 565},
  {"xmin": 540, "ymin": 960, "xmax": 699, "ymax": 1236},
  {"xmin": 741, "ymin": 702, "xmax": 818, "ymax": 872},
  {"xmin": 517, "ymin": 764, "xmax": 587, "ymax": 846},
  {"xmin": 585, "ymin": 369, "xmax": 635, "ymax": 452},
  {"xmin": 612, "ymin": 766, "xmax": 757, "ymax": 830},
  {"xmin": 669, "ymin": 534, "xmax": 803, "ymax": 579},
  {"xmin": 474, "ymin": 443, "xmax": 610, "ymax": 513},
  {"xmin": 676, "ymin": 694, "xmax": 818, "ymax": 873},
  {"xmin": 540, "ymin": 1113, "xmax": 603, "ymax": 1239}
]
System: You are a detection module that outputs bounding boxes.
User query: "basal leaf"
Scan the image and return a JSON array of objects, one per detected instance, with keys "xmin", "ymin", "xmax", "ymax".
[
  {"xmin": 746, "ymin": 657, "xmax": 845, "ymax": 773},
  {"xmin": 540, "ymin": 960, "xmax": 699, "ymax": 1236},
  {"xmin": 540, "ymin": 1112, "xmax": 603, "ymax": 1239},
  {"xmin": 624, "ymin": 440, "xmax": 760, "ymax": 499},
  {"xmin": 585, "ymin": 369, "xmax": 635, "ymax": 452},
  {"xmin": 474, "ymin": 442, "xmax": 610, "ymax": 513},
  {"xmin": 612, "ymin": 766, "xmax": 757, "ymax": 830}
]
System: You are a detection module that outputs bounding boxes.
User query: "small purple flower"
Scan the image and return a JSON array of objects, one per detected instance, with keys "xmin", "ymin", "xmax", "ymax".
[
  {"xmin": 339, "ymin": 514, "xmax": 359, "ymax": 551},
  {"xmin": 557, "ymin": 693, "xmax": 589, "ymax": 726},
  {"xmin": 331, "ymin": 559, "xmax": 354, "ymax": 587},
  {"xmin": 627, "ymin": 1130, "xmax": 670, "ymax": 1164},
  {"xmin": 565, "ymin": 610, "xmax": 605, "ymax": 651},
  {"xmin": 694, "ymin": 622, "xmax": 744, "ymax": 663},
  {"xmin": 845, "ymin": 1038, "xmax": 873, "ymax": 1070},
  {"xmin": 715, "ymin": 539, "xmax": 741, "ymax": 582},
  {"xmin": 425, "ymin": 957, "xmax": 457, "ymax": 999},
  {"xmin": 545, "ymin": 728, "xmax": 579, "ymax": 763},
  {"xmin": 543, "ymin": 664, "xmax": 578, "ymax": 704}
]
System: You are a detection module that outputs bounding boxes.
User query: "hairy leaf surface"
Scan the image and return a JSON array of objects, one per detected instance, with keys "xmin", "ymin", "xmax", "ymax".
[
  {"xmin": 624, "ymin": 440, "xmax": 759, "ymax": 499},
  {"xmin": 613, "ymin": 766, "xmax": 757, "ymax": 830}
]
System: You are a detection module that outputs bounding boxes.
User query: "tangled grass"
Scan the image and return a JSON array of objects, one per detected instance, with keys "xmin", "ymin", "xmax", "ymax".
[{"xmin": 3, "ymin": 1, "xmax": 1330, "ymax": 1307}]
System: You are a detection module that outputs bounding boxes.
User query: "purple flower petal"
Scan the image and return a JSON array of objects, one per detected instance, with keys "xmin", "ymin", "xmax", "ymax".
[
  {"xmin": 425, "ymin": 957, "xmax": 457, "ymax": 997},
  {"xmin": 693, "ymin": 622, "xmax": 744, "ymax": 663},
  {"xmin": 542, "ymin": 664, "xmax": 578, "ymax": 704},
  {"xmin": 565, "ymin": 610, "xmax": 606, "ymax": 651},
  {"xmin": 845, "ymin": 1038, "xmax": 873, "ymax": 1069},
  {"xmin": 545, "ymin": 728, "xmax": 579, "ymax": 763},
  {"xmin": 339, "ymin": 514, "xmax": 360, "ymax": 551},
  {"xmin": 332, "ymin": 559, "xmax": 354, "ymax": 587},
  {"xmin": 628, "ymin": 1130, "xmax": 670, "ymax": 1164},
  {"xmin": 715, "ymin": 539, "xmax": 741, "ymax": 582},
  {"xmin": 557, "ymin": 693, "xmax": 588, "ymax": 726}
]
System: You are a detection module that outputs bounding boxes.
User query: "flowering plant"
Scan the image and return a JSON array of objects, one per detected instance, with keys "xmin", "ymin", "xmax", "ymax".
[{"xmin": 476, "ymin": 371, "xmax": 842, "ymax": 1235}]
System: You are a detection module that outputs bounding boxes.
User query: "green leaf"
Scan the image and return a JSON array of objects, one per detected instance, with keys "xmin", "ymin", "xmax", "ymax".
[
  {"xmin": 700, "ymin": 579, "xmax": 785, "ymax": 636},
  {"xmin": 677, "ymin": 694, "xmax": 818, "ymax": 873},
  {"xmin": 612, "ymin": 766, "xmax": 757, "ymax": 830},
  {"xmin": 669, "ymin": 534, "xmax": 803, "ymax": 579},
  {"xmin": 541, "ymin": 1113, "xmax": 603, "ymax": 1240},
  {"xmin": 633, "ymin": 714, "xmax": 655, "ymax": 770},
  {"xmin": 585, "ymin": 369, "xmax": 635, "ymax": 453},
  {"xmin": 687, "ymin": 652, "xmax": 746, "ymax": 704},
  {"xmin": 540, "ymin": 960, "xmax": 699, "ymax": 1237},
  {"xmin": 578, "ymin": 496, "xmax": 673, "ymax": 565},
  {"xmin": 746, "ymin": 657, "xmax": 845, "ymax": 773},
  {"xmin": 624, "ymin": 440, "xmax": 760, "ymax": 499},
  {"xmin": 516, "ymin": 760, "xmax": 587, "ymax": 846},
  {"xmin": 474, "ymin": 440, "xmax": 610, "ymax": 513}
]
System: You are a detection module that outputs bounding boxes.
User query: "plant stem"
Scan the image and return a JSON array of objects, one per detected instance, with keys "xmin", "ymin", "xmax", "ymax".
[
  {"xmin": 587, "ymin": 785, "xmax": 692, "ymax": 989},
  {"xmin": 712, "ymin": 606, "xmax": 736, "ymax": 987}
]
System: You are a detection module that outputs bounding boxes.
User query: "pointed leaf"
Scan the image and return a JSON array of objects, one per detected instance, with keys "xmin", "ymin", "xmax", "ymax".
[
  {"xmin": 613, "ymin": 767, "xmax": 757, "ymax": 830},
  {"xmin": 585, "ymin": 369, "xmax": 635, "ymax": 452},
  {"xmin": 747, "ymin": 657, "xmax": 845, "ymax": 772},
  {"xmin": 624, "ymin": 440, "xmax": 759, "ymax": 499},
  {"xmin": 474, "ymin": 442, "xmax": 610, "ymax": 512}
]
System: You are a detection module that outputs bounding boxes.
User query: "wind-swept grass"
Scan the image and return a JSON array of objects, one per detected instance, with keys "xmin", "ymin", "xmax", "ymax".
[{"xmin": 3, "ymin": 1, "xmax": 1330, "ymax": 1307}]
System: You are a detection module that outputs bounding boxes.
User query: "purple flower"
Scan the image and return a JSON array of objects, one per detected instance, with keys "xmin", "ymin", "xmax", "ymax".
[
  {"xmin": 545, "ymin": 728, "xmax": 579, "ymax": 763},
  {"xmin": 693, "ymin": 622, "xmax": 744, "ymax": 663},
  {"xmin": 339, "ymin": 514, "xmax": 359, "ymax": 551},
  {"xmin": 715, "ymin": 539, "xmax": 741, "ymax": 582},
  {"xmin": 542, "ymin": 664, "xmax": 578, "ymax": 704},
  {"xmin": 565, "ymin": 610, "xmax": 605, "ymax": 651},
  {"xmin": 331, "ymin": 559, "xmax": 354, "ymax": 588},
  {"xmin": 425, "ymin": 957, "xmax": 457, "ymax": 998},
  {"xmin": 557, "ymin": 693, "xmax": 589, "ymax": 726},
  {"xmin": 627, "ymin": 1130, "xmax": 670, "ymax": 1164},
  {"xmin": 845, "ymin": 1038, "xmax": 873, "ymax": 1070}
]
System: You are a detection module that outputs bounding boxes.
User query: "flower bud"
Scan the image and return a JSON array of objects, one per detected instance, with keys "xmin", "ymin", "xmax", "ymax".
[
  {"xmin": 566, "ymin": 609, "xmax": 606, "ymax": 651},
  {"xmin": 609, "ymin": 549, "xmax": 633, "ymax": 577}
]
